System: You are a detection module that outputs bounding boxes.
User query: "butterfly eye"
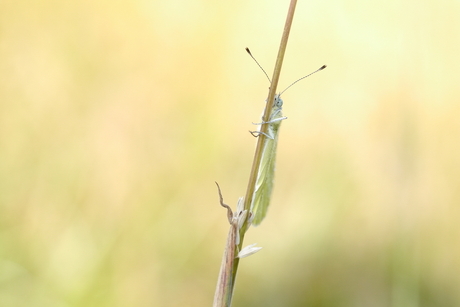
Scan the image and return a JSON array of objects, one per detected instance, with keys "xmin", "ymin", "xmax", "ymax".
[{"xmin": 274, "ymin": 96, "xmax": 283, "ymax": 107}]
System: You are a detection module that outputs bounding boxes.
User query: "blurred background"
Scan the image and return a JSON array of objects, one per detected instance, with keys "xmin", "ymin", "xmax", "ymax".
[{"xmin": 1, "ymin": 0, "xmax": 460, "ymax": 306}]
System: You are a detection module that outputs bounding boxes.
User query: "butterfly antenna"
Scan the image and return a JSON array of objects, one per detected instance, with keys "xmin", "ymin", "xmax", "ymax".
[
  {"xmin": 245, "ymin": 47, "xmax": 271, "ymax": 83},
  {"xmin": 279, "ymin": 65, "xmax": 326, "ymax": 96}
]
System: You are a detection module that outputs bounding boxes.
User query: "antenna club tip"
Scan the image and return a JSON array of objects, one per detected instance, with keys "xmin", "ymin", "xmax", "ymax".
[
  {"xmin": 245, "ymin": 47, "xmax": 252, "ymax": 55},
  {"xmin": 320, "ymin": 65, "xmax": 327, "ymax": 70}
]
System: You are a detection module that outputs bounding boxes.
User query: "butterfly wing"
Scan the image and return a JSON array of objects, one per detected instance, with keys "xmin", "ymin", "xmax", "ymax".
[{"xmin": 250, "ymin": 121, "xmax": 281, "ymax": 226}]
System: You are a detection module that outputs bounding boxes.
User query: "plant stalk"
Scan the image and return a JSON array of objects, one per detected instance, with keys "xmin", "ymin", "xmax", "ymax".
[
  {"xmin": 213, "ymin": 0, "xmax": 297, "ymax": 307},
  {"xmin": 239, "ymin": 0, "xmax": 298, "ymax": 252},
  {"xmin": 213, "ymin": 1, "xmax": 298, "ymax": 306}
]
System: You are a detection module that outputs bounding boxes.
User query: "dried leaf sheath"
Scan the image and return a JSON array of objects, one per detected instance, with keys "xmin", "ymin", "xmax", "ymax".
[
  {"xmin": 213, "ymin": 183, "xmax": 241, "ymax": 307},
  {"xmin": 213, "ymin": 223, "xmax": 237, "ymax": 307}
]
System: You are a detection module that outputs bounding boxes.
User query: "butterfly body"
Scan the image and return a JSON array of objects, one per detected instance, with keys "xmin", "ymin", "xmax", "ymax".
[{"xmin": 250, "ymin": 94, "xmax": 286, "ymax": 226}]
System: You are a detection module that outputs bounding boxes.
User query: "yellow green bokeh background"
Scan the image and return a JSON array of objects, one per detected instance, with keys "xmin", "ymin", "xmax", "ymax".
[{"xmin": 1, "ymin": 0, "xmax": 460, "ymax": 306}]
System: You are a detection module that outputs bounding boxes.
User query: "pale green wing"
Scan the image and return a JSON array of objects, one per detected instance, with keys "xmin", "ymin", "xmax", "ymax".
[{"xmin": 251, "ymin": 130, "xmax": 280, "ymax": 226}]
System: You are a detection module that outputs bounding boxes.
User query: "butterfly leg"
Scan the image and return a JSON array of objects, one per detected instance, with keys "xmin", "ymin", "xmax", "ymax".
[
  {"xmin": 252, "ymin": 116, "xmax": 287, "ymax": 125},
  {"xmin": 249, "ymin": 130, "xmax": 272, "ymax": 138}
]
